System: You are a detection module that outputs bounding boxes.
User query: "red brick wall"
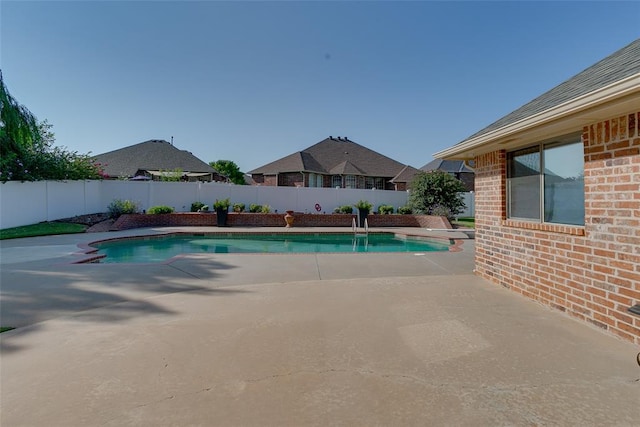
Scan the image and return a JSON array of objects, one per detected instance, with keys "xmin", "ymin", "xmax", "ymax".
[
  {"xmin": 263, "ymin": 175, "xmax": 277, "ymax": 186},
  {"xmin": 475, "ymin": 112, "xmax": 640, "ymax": 344},
  {"xmin": 112, "ymin": 213, "xmax": 452, "ymax": 230}
]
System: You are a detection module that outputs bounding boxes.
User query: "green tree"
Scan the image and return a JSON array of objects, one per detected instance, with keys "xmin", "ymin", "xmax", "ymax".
[
  {"xmin": 209, "ymin": 160, "xmax": 246, "ymax": 185},
  {"xmin": 0, "ymin": 72, "xmax": 103, "ymax": 181},
  {"xmin": 159, "ymin": 168, "xmax": 184, "ymax": 182},
  {"xmin": 408, "ymin": 170, "xmax": 467, "ymax": 218},
  {"xmin": 0, "ymin": 70, "xmax": 41, "ymax": 181}
]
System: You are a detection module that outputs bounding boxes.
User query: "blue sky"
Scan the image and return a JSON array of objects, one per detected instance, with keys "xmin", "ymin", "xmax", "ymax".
[{"xmin": 2, "ymin": 1, "xmax": 639, "ymax": 173}]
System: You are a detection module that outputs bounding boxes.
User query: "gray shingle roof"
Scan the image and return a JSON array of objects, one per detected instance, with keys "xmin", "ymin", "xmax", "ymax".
[
  {"xmin": 458, "ymin": 38, "xmax": 640, "ymax": 145},
  {"xmin": 93, "ymin": 139, "xmax": 215, "ymax": 178},
  {"xmin": 249, "ymin": 136, "xmax": 408, "ymax": 178},
  {"xmin": 421, "ymin": 159, "xmax": 474, "ymax": 173},
  {"xmin": 390, "ymin": 165, "xmax": 421, "ymax": 183},
  {"xmin": 329, "ymin": 160, "xmax": 366, "ymax": 175}
]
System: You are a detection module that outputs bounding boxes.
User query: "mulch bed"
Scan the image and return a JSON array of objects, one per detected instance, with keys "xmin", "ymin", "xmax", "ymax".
[{"xmin": 55, "ymin": 213, "xmax": 114, "ymax": 233}]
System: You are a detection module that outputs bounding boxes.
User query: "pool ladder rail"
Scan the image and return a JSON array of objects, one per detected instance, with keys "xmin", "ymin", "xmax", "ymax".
[
  {"xmin": 351, "ymin": 217, "xmax": 369, "ymax": 251},
  {"xmin": 352, "ymin": 217, "xmax": 369, "ymax": 236}
]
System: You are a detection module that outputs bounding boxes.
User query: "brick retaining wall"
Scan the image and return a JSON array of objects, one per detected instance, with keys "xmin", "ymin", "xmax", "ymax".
[{"xmin": 112, "ymin": 212, "xmax": 452, "ymax": 231}]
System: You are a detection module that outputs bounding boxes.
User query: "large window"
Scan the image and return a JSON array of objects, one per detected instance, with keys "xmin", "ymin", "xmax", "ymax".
[
  {"xmin": 365, "ymin": 177, "xmax": 375, "ymax": 189},
  {"xmin": 345, "ymin": 175, "xmax": 356, "ymax": 189},
  {"xmin": 307, "ymin": 173, "xmax": 324, "ymax": 188},
  {"xmin": 507, "ymin": 137, "xmax": 584, "ymax": 226}
]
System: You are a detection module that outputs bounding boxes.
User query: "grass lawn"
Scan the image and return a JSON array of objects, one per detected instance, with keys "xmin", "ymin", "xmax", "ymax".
[
  {"xmin": 453, "ymin": 217, "xmax": 475, "ymax": 228},
  {"xmin": 0, "ymin": 222, "xmax": 87, "ymax": 240}
]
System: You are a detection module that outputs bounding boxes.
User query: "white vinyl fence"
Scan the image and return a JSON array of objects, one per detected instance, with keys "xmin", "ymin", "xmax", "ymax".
[
  {"xmin": 460, "ymin": 192, "xmax": 475, "ymax": 218},
  {"xmin": 0, "ymin": 180, "xmax": 474, "ymax": 229}
]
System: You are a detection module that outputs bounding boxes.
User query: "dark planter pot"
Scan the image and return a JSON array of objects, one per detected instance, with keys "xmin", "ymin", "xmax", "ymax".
[
  {"xmin": 358, "ymin": 208, "xmax": 369, "ymax": 227},
  {"xmin": 216, "ymin": 208, "xmax": 229, "ymax": 227}
]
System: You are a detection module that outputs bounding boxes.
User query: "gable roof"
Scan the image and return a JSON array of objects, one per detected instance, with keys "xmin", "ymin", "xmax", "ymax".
[
  {"xmin": 421, "ymin": 159, "xmax": 474, "ymax": 174},
  {"xmin": 390, "ymin": 165, "xmax": 421, "ymax": 184},
  {"xmin": 329, "ymin": 160, "xmax": 366, "ymax": 175},
  {"xmin": 248, "ymin": 136, "xmax": 409, "ymax": 177},
  {"xmin": 435, "ymin": 38, "xmax": 640, "ymax": 160},
  {"xmin": 93, "ymin": 139, "xmax": 216, "ymax": 178}
]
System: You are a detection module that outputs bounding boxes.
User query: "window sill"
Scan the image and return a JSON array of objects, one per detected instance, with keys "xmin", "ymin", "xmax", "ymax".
[{"xmin": 502, "ymin": 219, "xmax": 585, "ymax": 236}]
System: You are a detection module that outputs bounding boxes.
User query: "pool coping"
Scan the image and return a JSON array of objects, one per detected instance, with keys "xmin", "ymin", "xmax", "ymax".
[{"xmin": 74, "ymin": 228, "xmax": 470, "ymax": 264}]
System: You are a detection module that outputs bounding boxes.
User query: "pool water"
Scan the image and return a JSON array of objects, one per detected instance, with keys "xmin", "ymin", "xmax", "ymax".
[{"xmin": 93, "ymin": 233, "xmax": 450, "ymax": 263}]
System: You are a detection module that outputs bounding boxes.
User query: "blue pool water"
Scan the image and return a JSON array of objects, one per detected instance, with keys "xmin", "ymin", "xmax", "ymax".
[{"xmin": 93, "ymin": 233, "xmax": 450, "ymax": 263}]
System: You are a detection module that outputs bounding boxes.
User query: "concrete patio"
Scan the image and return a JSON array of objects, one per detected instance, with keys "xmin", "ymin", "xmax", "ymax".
[{"xmin": 1, "ymin": 227, "xmax": 638, "ymax": 426}]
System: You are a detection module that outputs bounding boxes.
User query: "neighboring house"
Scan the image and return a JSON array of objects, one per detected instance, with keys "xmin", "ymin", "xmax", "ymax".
[
  {"xmin": 94, "ymin": 139, "xmax": 222, "ymax": 182},
  {"xmin": 249, "ymin": 136, "xmax": 419, "ymax": 191},
  {"xmin": 434, "ymin": 39, "xmax": 640, "ymax": 343},
  {"xmin": 420, "ymin": 159, "xmax": 475, "ymax": 191}
]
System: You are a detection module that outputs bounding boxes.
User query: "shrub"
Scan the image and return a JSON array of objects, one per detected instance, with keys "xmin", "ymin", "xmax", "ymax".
[
  {"xmin": 199, "ymin": 205, "xmax": 209, "ymax": 212},
  {"xmin": 377, "ymin": 204, "xmax": 394, "ymax": 215},
  {"xmin": 430, "ymin": 205, "xmax": 453, "ymax": 218},
  {"xmin": 107, "ymin": 199, "xmax": 139, "ymax": 219},
  {"xmin": 233, "ymin": 203, "xmax": 245, "ymax": 213},
  {"xmin": 249, "ymin": 204, "xmax": 262, "ymax": 213},
  {"xmin": 147, "ymin": 205, "xmax": 174, "ymax": 215},
  {"xmin": 408, "ymin": 171, "xmax": 466, "ymax": 218},
  {"xmin": 336, "ymin": 205, "xmax": 354, "ymax": 214},
  {"xmin": 191, "ymin": 201, "xmax": 205, "ymax": 212},
  {"xmin": 354, "ymin": 200, "xmax": 373, "ymax": 213},
  {"xmin": 260, "ymin": 205, "xmax": 271, "ymax": 213},
  {"xmin": 398, "ymin": 205, "xmax": 413, "ymax": 215},
  {"xmin": 213, "ymin": 198, "xmax": 231, "ymax": 211}
]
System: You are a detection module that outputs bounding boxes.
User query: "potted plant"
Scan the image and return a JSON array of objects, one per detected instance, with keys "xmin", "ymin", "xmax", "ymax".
[
  {"xmin": 213, "ymin": 198, "xmax": 231, "ymax": 227},
  {"xmin": 354, "ymin": 200, "xmax": 372, "ymax": 227},
  {"xmin": 284, "ymin": 210, "xmax": 295, "ymax": 227},
  {"xmin": 190, "ymin": 201, "xmax": 205, "ymax": 212}
]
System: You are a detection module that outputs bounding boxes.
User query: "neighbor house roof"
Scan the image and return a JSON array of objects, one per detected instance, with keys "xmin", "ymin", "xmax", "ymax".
[
  {"xmin": 248, "ymin": 136, "xmax": 410, "ymax": 178},
  {"xmin": 390, "ymin": 165, "xmax": 421, "ymax": 184},
  {"xmin": 420, "ymin": 159, "xmax": 474, "ymax": 174},
  {"xmin": 435, "ymin": 38, "xmax": 640, "ymax": 160},
  {"xmin": 94, "ymin": 139, "xmax": 216, "ymax": 178}
]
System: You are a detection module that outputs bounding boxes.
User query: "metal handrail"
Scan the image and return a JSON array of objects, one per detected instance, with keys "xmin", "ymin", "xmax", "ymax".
[{"xmin": 353, "ymin": 217, "xmax": 369, "ymax": 236}]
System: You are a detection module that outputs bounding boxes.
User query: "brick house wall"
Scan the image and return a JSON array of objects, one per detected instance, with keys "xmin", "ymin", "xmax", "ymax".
[
  {"xmin": 263, "ymin": 175, "xmax": 277, "ymax": 186},
  {"xmin": 254, "ymin": 172, "xmax": 400, "ymax": 190},
  {"xmin": 278, "ymin": 172, "xmax": 304, "ymax": 187},
  {"xmin": 474, "ymin": 111, "xmax": 640, "ymax": 344}
]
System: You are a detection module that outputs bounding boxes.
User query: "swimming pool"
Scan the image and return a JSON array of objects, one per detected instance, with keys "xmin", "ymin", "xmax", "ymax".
[{"xmin": 92, "ymin": 233, "xmax": 451, "ymax": 263}]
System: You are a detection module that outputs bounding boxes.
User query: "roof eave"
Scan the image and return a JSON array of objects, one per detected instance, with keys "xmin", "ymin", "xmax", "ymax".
[{"xmin": 434, "ymin": 72, "xmax": 640, "ymax": 160}]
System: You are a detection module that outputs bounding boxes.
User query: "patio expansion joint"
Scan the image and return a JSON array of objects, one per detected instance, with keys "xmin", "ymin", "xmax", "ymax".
[
  {"xmin": 133, "ymin": 372, "xmax": 632, "ymax": 409},
  {"xmin": 166, "ymin": 262, "xmax": 206, "ymax": 280}
]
